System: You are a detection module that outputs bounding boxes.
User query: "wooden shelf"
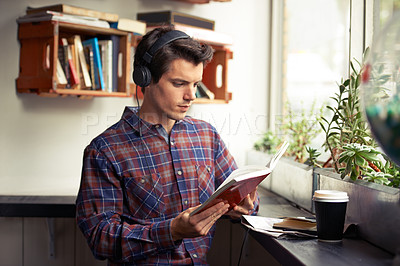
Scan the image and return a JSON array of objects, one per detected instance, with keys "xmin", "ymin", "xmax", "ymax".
[
  {"xmin": 16, "ymin": 20, "xmax": 233, "ymax": 103},
  {"xmin": 16, "ymin": 20, "xmax": 133, "ymax": 98}
]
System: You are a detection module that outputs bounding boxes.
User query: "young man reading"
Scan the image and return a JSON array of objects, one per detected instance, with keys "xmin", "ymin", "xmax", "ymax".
[{"xmin": 76, "ymin": 26, "xmax": 259, "ymax": 265}]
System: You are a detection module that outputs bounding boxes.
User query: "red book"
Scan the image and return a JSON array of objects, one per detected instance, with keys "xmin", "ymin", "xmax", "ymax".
[
  {"xmin": 67, "ymin": 45, "xmax": 80, "ymax": 86},
  {"xmin": 190, "ymin": 141, "xmax": 289, "ymax": 216}
]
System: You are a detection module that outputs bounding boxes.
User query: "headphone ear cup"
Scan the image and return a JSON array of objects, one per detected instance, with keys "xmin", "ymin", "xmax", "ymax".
[{"xmin": 133, "ymin": 65, "xmax": 152, "ymax": 88}]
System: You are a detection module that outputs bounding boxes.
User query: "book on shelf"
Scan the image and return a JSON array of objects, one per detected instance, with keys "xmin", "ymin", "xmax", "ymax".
[
  {"xmin": 26, "ymin": 4, "xmax": 119, "ymax": 22},
  {"xmin": 69, "ymin": 38, "xmax": 81, "ymax": 89},
  {"xmin": 146, "ymin": 23, "xmax": 233, "ymax": 46},
  {"xmin": 73, "ymin": 35, "xmax": 92, "ymax": 89},
  {"xmin": 83, "ymin": 46, "xmax": 96, "ymax": 89},
  {"xmin": 17, "ymin": 10, "xmax": 110, "ymax": 29},
  {"xmin": 196, "ymin": 81, "xmax": 214, "ymax": 99},
  {"xmin": 110, "ymin": 18, "xmax": 146, "ymax": 35},
  {"xmin": 59, "ymin": 38, "xmax": 71, "ymax": 88},
  {"xmin": 66, "ymin": 44, "xmax": 80, "ymax": 87},
  {"xmin": 56, "ymin": 58, "xmax": 68, "ymax": 86},
  {"xmin": 82, "ymin": 38, "xmax": 105, "ymax": 91},
  {"xmin": 190, "ymin": 141, "xmax": 289, "ymax": 216},
  {"xmin": 137, "ymin": 10, "xmax": 215, "ymax": 30},
  {"xmin": 110, "ymin": 35, "xmax": 120, "ymax": 92},
  {"xmin": 98, "ymin": 40, "xmax": 113, "ymax": 93}
]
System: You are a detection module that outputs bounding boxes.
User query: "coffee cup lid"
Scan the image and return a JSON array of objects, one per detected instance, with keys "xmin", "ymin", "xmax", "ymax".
[{"xmin": 313, "ymin": 190, "xmax": 349, "ymax": 202}]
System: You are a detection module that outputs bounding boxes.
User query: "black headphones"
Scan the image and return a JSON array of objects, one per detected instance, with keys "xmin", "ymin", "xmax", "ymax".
[{"xmin": 132, "ymin": 30, "xmax": 190, "ymax": 88}]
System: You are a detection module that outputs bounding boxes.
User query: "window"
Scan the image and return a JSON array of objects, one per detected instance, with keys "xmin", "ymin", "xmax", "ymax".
[{"xmin": 283, "ymin": 0, "xmax": 350, "ymax": 115}]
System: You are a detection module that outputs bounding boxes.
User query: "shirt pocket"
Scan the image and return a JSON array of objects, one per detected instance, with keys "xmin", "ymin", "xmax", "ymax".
[
  {"xmin": 122, "ymin": 172, "xmax": 165, "ymax": 219},
  {"xmin": 196, "ymin": 164, "xmax": 215, "ymax": 204}
]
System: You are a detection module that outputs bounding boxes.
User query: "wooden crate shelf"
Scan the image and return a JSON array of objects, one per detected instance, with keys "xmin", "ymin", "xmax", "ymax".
[{"xmin": 16, "ymin": 21, "xmax": 132, "ymax": 98}]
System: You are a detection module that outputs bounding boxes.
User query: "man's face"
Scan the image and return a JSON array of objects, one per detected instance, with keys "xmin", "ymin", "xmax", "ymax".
[{"xmin": 142, "ymin": 58, "xmax": 203, "ymax": 126}]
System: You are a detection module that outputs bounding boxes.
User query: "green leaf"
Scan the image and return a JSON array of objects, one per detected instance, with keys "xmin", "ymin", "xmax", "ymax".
[
  {"xmin": 360, "ymin": 153, "xmax": 380, "ymax": 162},
  {"xmin": 355, "ymin": 155, "xmax": 366, "ymax": 166},
  {"xmin": 319, "ymin": 122, "xmax": 326, "ymax": 133},
  {"xmin": 320, "ymin": 116, "xmax": 329, "ymax": 124},
  {"xmin": 345, "ymin": 162, "xmax": 353, "ymax": 175},
  {"xmin": 339, "ymin": 84, "xmax": 346, "ymax": 93}
]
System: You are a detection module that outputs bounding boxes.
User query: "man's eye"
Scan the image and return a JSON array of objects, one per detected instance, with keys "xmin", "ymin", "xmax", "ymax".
[{"xmin": 173, "ymin": 82, "xmax": 184, "ymax": 87}]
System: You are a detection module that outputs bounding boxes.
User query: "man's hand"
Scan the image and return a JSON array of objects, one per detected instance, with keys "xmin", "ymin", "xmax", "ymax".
[
  {"xmin": 171, "ymin": 202, "xmax": 230, "ymax": 242},
  {"xmin": 227, "ymin": 188, "xmax": 258, "ymax": 219}
]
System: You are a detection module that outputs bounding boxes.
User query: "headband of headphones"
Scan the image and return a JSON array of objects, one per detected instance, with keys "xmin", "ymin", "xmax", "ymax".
[
  {"xmin": 133, "ymin": 30, "xmax": 190, "ymax": 88},
  {"xmin": 142, "ymin": 30, "xmax": 190, "ymax": 64}
]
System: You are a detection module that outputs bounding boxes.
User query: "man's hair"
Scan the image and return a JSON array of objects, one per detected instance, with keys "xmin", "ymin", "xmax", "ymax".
[{"xmin": 134, "ymin": 25, "xmax": 214, "ymax": 85}]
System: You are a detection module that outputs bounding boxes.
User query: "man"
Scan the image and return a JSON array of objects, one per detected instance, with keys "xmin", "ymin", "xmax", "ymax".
[{"xmin": 76, "ymin": 25, "xmax": 259, "ymax": 265}]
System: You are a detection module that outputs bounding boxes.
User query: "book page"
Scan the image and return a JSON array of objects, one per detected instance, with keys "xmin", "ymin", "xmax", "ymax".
[
  {"xmin": 216, "ymin": 165, "xmax": 269, "ymax": 193},
  {"xmin": 216, "ymin": 141, "xmax": 288, "ymax": 192}
]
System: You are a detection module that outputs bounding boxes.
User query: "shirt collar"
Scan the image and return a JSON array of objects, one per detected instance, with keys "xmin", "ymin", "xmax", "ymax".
[{"xmin": 121, "ymin": 106, "xmax": 194, "ymax": 136}]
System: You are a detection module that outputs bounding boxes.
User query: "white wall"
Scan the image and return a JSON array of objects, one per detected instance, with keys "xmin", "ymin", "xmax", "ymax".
[{"xmin": 0, "ymin": 0, "xmax": 270, "ymax": 196}]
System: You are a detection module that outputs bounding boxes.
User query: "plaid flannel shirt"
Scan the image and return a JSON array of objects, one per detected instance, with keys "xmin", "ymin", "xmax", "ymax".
[{"xmin": 76, "ymin": 107, "xmax": 259, "ymax": 265}]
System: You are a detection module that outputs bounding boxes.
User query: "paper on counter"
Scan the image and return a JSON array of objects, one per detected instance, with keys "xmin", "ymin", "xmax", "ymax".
[{"xmin": 241, "ymin": 215, "xmax": 317, "ymax": 238}]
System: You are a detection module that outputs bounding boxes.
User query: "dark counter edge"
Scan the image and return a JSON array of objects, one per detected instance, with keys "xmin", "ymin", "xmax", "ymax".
[{"xmin": 0, "ymin": 195, "xmax": 76, "ymax": 217}]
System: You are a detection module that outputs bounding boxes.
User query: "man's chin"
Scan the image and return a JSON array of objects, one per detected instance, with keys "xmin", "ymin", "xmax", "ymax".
[{"xmin": 167, "ymin": 112, "xmax": 187, "ymax": 122}]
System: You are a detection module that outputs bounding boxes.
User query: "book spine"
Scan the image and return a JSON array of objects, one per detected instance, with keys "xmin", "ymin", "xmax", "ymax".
[
  {"xmin": 98, "ymin": 41, "xmax": 107, "ymax": 91},
  {"xmin": 75, "ymin": 36, "xmax": 92, "ymax": 88},
  {"xmin": 82, "ymin": 38, "xmax": 105, "ymax": 90},
  {"xmin": 110, "ymin": 35, "xmax": 120, "ymax": 92},
  {"xmin": 106, "ymin": 41, "xmax": 113, "ymax": 93},
  {"xmin": 67, "ymin": 45, "xmax": 80, "ymax": 87},
  {"xmin": 98, "ymin": 40, "xmax": 113, "ymax": 92},
  {"xmin": 89, "ymin": 49, "xmax": 96, "ymax": 89},
  {"xmin": 60, "ymin": 38, "xmax": 71, "ymax": 88},
  {"xmin": 83, "ymin": 44, "xmax": 95, "ymax": 89},
  {"xmin": 56, "ymin": 58, "xmax": 68, "ymax": 85}
]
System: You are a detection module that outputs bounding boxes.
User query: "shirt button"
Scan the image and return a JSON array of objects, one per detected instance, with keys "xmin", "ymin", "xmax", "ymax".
[
  {"xmin": 193, "ymin": 254, "xmax": 198, "ymax": 258},
  {"xmin": 184, "ymin": 200, "xmax": 188, "ymax": 205},
  {"xmin": 140, "ymin": 178, "xmax": 145, "ymax": 184},
  {"xmin": 177, "ymin": 170, "xmax": 183, "ymax": 176},
  {"xmin": 170, "ymin": 140, "xmax": 175, "ymax": 146},
  {"xmin": 206, "ymin": 166, "xmax": 211, "ymax": 172}
]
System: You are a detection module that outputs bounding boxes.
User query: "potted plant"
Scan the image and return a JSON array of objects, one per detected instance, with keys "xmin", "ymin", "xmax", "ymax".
[
  {"xmin": 318, "ymin": 47, "xmax": 400, "ymax": 188},
  {"xmin": 314, "ymin": 48, "xmax": 400, "ymax": 254},
  {"xmin": 248, "ymin": 48, "xmax": 400, "ymax": 254}
]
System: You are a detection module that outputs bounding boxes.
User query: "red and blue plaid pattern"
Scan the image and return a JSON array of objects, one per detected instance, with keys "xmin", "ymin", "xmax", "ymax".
[{"xmin": 76, "ymin": 107, "xmax": 247, "ymax": 265}]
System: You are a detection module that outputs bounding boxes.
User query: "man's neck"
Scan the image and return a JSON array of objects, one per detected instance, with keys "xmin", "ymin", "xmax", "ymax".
[{"xmin": 138, "ymin": 108, "xmax": 175, "ymax": 135}]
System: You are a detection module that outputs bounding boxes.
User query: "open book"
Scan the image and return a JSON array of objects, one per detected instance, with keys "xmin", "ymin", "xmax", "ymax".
[{"xmin": 190, "ymin": 141, "xmax": 289, "ymax": 216}]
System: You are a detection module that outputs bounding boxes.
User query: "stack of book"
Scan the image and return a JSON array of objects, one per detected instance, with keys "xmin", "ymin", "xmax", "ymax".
[
  {"xmin": 17, "ymin": 4, "xmax": 147, "ymax": 34},
  {"xmin": 137, "ymin": 10, "xmax": 233, "ymax": 47},
  {"xmin": 17, "ymin": 4, "xmax": 147, "ymax": 92}
]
